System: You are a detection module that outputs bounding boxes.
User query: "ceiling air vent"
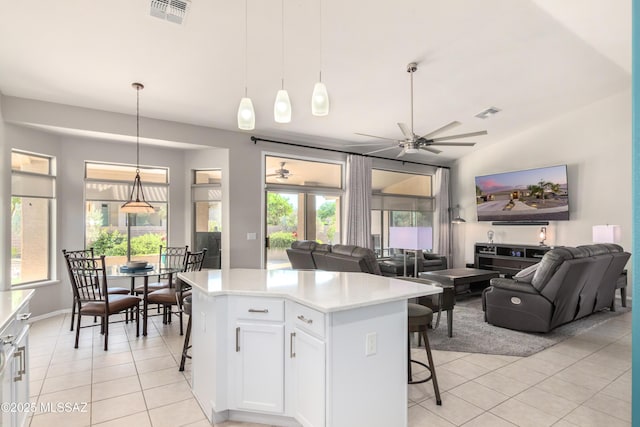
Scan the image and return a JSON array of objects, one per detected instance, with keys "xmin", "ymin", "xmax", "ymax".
[
  {"xmin": 475, "ymin": 107, "xmax": 501, "ymax": 119},
  {"xmin": 150, "ymin": 0, "xmax": 190, "ymax": 25}
]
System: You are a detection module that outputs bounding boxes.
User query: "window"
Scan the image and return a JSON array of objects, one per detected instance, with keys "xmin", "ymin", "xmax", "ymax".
[
  {"xmin": 264, "ymin": 155, "xmax": 343, "ymax": 269},
  {"xmin": 371, "ymin": 169, "xmax": 434, "ymax": 257},
  {"xmin": 11, "ymin": 150, "xmax": 56, "ymax": 285},
  {"xmin": 85, "ymin": 162, "xmax": 168, "ymax": 266},
  {"xmin": 192, "ymin": 169, "xmax": 222, "ymax": 269}
]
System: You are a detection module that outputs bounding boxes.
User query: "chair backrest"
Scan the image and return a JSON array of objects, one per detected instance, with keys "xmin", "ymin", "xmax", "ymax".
[
  {"xmin": 286, "ymin": 240, "xmax": 318, "ymax": 269},
  {"xmin": 183, "ymin": 249, "xmax": 208, "ymax": 272},
  {"xmin": 160, "ymin": 245, "xmax": 189, "ymax": 270},
  {"xmin": 63, "ymin": 253, "xmax": 108, "ymax": 303},
  {"xmin": 62, "ymin": 248, "xmax": 95, "ymax": 260}
]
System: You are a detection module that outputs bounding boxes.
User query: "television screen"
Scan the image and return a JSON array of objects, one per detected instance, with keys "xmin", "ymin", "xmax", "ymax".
[{"xmin": 475, "ymin": 165, "xmax": 569, "ymax": 221}]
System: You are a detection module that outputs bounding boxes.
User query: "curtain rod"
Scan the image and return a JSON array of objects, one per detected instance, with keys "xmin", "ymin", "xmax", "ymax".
[{"xmin": 250, "ymin": 136, "xmax": 450, "ymax": 169}]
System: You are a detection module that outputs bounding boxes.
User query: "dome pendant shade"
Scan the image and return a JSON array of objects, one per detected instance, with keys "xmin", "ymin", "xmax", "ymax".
[
  {"xmin": 121, "ymin": 171, "xmax": 155, "ymax": 213},
  {"xmin": 274, "ymin": 89, "xmax": 292, "ymax": 123},
  {"xmin": 311, "ymin": 82, "xmax": 329, "ymax": 116},
  {"xmin": 237, "ymin": 97, "xmax": 255, "ymax": 130}
]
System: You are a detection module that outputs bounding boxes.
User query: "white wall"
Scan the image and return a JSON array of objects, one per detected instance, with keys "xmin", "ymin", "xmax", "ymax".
[{"xmin": 450, "ymin": 89, "xmax": 631, "ymax": 278}]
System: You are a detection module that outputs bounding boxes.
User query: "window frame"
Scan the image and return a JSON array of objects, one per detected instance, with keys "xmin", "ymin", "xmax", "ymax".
[{"xmin": 10, "ymin": 149, "xmax": 56, "ymax": 287}]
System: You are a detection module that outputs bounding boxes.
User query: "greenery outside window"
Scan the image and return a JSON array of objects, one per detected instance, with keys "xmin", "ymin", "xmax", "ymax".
[
  {"xmin": 85, "ymin": 162, "xmax": 168, "ymax": 266},
  {"xmin": 11, "ymin": 150, "xmax": 56, "ymax": 285}
]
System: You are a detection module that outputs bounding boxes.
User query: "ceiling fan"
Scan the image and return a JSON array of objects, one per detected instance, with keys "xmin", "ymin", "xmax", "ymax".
[
  {"xmin": 267, "ymin": 162, "xmax": 293, "ymax": 180},
  {"xmin": 354, "ymin": 62, "xmax": 488, "ymax": 156}
]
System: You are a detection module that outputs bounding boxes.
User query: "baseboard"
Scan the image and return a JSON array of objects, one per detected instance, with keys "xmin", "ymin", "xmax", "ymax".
[{"xmin": 29, "ymin": 309, "xmax": 71, "ymax": 323}]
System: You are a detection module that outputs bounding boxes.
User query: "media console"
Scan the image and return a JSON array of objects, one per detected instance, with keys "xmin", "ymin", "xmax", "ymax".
[{"xmin": 474, "ymin": 243, "xmax": 552, "ymax": 277}]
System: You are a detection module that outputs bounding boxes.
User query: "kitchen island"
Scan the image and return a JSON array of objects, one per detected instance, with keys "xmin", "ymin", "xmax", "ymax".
[{"xmin": 178, "ymin": 269, "xmax": 442, "ymax": 427}]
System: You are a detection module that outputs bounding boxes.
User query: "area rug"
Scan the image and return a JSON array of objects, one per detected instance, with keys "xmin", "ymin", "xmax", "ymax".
[{"xmin": 427, "ymin": 297, "xmax": 631, "ymax": 357}]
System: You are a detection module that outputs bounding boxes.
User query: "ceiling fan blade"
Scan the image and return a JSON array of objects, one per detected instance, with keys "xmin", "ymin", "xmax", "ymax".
[
  {"xmin": 365, "ymin": 146, "xmax": 399, "ymax": 155},
  {"xmin": 343, "ymin": 142, "xmax": 390, "ymax": 147},
  {"xmin": 429, "ymin": 142, "xmax": 476, "ymax": 147},
  {"xmin": 354, "ymin": 132, "xmax": 399, "ymax": 141},
  {"xmin": 397, "ymin": 123, "xmax": 414, "ymax": 139},
  {"xmin": 419, "ymin": 121, "xmax": 461, "ymax": 139},
  {"xmin": 396, "ymin": 150, "xmax": 407, "ymax": 158},
  {"xmin": 431, "ymin": 130, "xmax": 488, "ymax": 142},
  {"xmin": 419, "ymin": 146, "xmax": 442, "ymax": 154}
]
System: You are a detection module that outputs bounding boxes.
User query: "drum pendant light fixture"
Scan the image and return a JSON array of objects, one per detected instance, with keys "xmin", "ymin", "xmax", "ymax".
[
  {"xmin": 237, "ymin": 0, "xmax": 255, "ymax": 130},
  {"xmin": 121, "ymin": 82, "xmax": 155, "ymax": 213},
  {"xmin": 274, "ymin": 0, "xmax": 291, "ymax": 123}
]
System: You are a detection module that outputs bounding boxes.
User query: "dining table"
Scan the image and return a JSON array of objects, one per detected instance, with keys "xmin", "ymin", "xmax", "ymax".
[{"xmin": 106, "ymin": 265, "xmax": 181, "ymax": 336}]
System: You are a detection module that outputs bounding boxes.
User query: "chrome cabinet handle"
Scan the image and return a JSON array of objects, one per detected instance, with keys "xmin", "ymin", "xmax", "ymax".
[
  {"xmin": 290, "ymin": 332, "xmax": 296, "ymax": 358},
  {"xmin": 248, "ymin": 308, "xmax": 269, "ymax": 313},
  {"xmin": 297, "ymin": 315, "xmax": 313, "ymax": 324},
  {"xmin": 235, "ymin": 327, "xmax": 240, "ymax": 352},
  {"xmin": 13, "ymin": 349, "xmax": 22, "ymax": 382},
  {"xmin": 18, "ymin": 346, "xmax": 26, "ymax": 376},
  {"xmin": 1, "ymin": 335, "xmax": 14, "ymax": 345},
  {"xmin": 17, "ymin": 313, "xmax": 31, "ymax": 321}
]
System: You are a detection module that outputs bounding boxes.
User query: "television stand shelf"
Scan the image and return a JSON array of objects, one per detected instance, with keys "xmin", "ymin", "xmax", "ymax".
[{"xmin": 474, "ymin": 243, "xmax": 552, "ymax": 277}]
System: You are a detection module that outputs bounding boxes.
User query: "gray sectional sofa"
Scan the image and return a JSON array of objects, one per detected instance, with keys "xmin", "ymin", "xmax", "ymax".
[
  {"xmin": 482, "ymin": 244, "xmax": 630, "ymax": 332},
  {"xmin": 286, "ymin": 241, "xmax": 381, "ymax": 275}
]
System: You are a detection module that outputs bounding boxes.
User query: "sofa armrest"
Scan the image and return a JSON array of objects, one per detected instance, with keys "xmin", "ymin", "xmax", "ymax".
[{"xmin": 489, "ymin": 278, "xmax": 540, "ymax": 295}]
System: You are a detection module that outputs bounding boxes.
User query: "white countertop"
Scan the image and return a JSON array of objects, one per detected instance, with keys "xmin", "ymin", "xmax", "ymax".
[
  {"xmin": 0, "ymin": 289, "xmax": 35, "ymax": 331},
  {"xmin": 179, "ymin": 269, "xmax": 442, "ymax": 313}
]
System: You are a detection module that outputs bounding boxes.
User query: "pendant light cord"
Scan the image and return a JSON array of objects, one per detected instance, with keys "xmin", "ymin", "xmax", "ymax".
[
  {"xmin": 319, "ymin": 0, "xmax": 323, "ymax": 82},
  {"xmin": 136, "ymin": 85, "xmax": 140, "ymax": 172},
  {"xmin": 281, "ymin": 0, "xmax": 285, "ymax": 90},
  {"xmin": 244, "ymin": 0, "xmax": 248, "ymax": 97}
]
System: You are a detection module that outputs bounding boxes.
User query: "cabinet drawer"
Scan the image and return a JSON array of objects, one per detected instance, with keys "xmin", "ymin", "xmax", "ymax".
[
  {"xmin": 292, "ymin": 304, "xmax": 325, "ymax": 338},
  {"xmin": 232, "ymin": 297, "xmax": 284, "ymax": 322}
]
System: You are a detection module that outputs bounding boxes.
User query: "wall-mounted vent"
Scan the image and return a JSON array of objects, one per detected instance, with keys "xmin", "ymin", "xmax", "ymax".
[
  {"xmin": 475, "ymin": 107, "xmax": 501, "ymax": 119},
  {"xmin": 150, "ymin": 0, "xmax": 190, "ymax": 25}
]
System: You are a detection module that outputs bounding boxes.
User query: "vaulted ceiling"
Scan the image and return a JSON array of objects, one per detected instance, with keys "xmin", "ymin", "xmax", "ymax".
[{"xmin": 0, "ymin": 0, "xmax": 631, "ymax": 164}]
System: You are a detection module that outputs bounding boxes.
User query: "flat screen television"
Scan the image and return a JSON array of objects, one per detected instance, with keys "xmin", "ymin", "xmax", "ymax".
[{"xmin": 475, "ymin": 165, "xmax": 569, "ymax": 222}]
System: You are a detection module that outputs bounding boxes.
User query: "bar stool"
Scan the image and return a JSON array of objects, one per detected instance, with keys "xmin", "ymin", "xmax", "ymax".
[
  {"xmin": 408, "ymin": 302, "xmax": 442, "ymax": 405},
  {"xmin": 179, "ymin": 295, "xmax": 192, "ymax": 371}
]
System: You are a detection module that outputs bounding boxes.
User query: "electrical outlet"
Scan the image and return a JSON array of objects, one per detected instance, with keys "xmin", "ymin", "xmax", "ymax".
[{"xmin": 365, "ymin": 332, "xmax": 377, "ymax": 356}]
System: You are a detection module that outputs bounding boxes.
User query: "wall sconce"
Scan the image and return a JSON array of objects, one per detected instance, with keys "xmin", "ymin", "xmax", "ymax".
[
  {"xmin": 539, "ymin": 226, "xmax": 547, "ymax": 246},
  {"xmin": 451, "ymin": 204, "xmax": 466, "ymax": 224}
]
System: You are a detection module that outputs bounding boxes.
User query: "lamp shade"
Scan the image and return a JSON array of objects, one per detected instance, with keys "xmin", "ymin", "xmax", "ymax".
[
  {"xmin": 592, "ymin": 225, "xmax": 621, "ymax": 244},
  {"xmin": 311, "ymin": 82, "xmax": 329, "ymax": 116},
  {"xmin": 389, "ymin": 226, "xmax": 433, "ymax": 251},
  {"xmin": 237, "ymin": 97, "xmax": 255, "ymax": 130},
  {"xmin": 274, "ymin": 89, "xmax": 292, "ymax": 123}
]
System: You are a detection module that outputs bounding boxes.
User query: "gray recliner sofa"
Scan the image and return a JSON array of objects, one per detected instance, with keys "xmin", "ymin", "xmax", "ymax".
[
  {"xmin": 285, "ymin": 241, "xmax": 381, "ymax": 275},
  {"xmin": 482, "ymin": 244, "xmax": 630, "ymax": 333}
]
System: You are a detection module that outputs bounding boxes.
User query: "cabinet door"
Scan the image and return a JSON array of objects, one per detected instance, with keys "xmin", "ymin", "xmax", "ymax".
[
  {"xmin": 234, "ymin": 322, "xmax": 284, "ymax": 413},
  {"xmin": 12, "ymin": 325, "xmax": 29, "ymax": 427},
  {"xmin": 291, "ymin": 328, "xmax": 325, "ymax": 427}
]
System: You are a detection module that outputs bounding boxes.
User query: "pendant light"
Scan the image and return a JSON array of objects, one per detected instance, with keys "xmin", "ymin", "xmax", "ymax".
[
  {"xmin": 121, "ymin": 82, "xmax": 155, "ymax": 214},
  {"xmin": 311, "ymin": 0, "xmax": 329, "ymax": 116},
  {"xmin": 237, "ymin": 0, "xmax": 255, "ymax": 130},
  {"xmin": 274, "ymin": 0, "xmax": 291, "ymax": 123}
]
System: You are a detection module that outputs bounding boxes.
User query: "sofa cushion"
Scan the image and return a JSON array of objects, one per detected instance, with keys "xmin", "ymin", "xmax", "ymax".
[
  {"xmin": 531, "ymin": 247, "xmax": 576, "ymax": 290},
  {"xmin": 351, "ymin": 247, "xmax": 382, "ymax": 275},
  {"xmin": 290, "ymin": 240, "xmax": 317, "ymax": 251},
  {"xmin": 514, "ymin": 263, "xmax": 539, "ymax": 284},
  {"xmin": 331, "ymin": 244, "xmax": 358, "ymax": 257}
]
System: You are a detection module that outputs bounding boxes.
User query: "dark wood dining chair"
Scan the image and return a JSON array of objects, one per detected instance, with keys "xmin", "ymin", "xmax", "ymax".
[
  {"xmin": 64, "ymin": 253, "xmax": 141, "ymax": 350},
  {"xmin": 147, "ymin": 249, "xmax": 207, "ymax": 335},
  {"xmin": 62, "ymin": 248, "xmax": 129, "ymax": 331}
]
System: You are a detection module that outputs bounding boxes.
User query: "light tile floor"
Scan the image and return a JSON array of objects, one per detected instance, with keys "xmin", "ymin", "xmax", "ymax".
[{"xmin": 27, "ymin": 306, "xmax": 631, "ymax": 426}]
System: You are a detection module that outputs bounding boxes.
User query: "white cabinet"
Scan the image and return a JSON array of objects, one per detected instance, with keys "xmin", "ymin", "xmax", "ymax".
[
  {"xmin": 0, "ymin": 302, "xmax": 30, "ymax": 427},
  {"xmin": 230, "ymin": 297, "xmax": 285, "ymax": 414},
  {"xmin": 290, "ymin": 327, "xmax": 325, "ymax": 427}
]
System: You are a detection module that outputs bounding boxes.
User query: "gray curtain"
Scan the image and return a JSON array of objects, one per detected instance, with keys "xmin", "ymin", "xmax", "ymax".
[
  {"xmin": 434, "ymin": 167, "xmax": 451, "ymax": 266},
  {"xmin": 344, "ymin": 155, "xmax": 372, "ymax": 248}
]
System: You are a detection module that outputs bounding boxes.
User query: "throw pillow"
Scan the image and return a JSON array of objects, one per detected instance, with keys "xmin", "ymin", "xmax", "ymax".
[{"xmin": 514, "ymin": 263, "xmax": 539, "ymax": 283}]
